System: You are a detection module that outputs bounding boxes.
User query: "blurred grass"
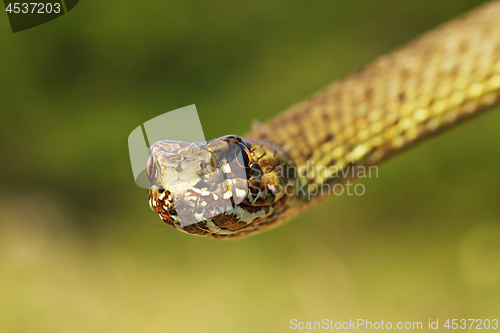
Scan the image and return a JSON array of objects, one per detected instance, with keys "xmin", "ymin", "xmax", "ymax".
[{"xmin": 1, "ymin": 0, "xmax": 500, "ymax": 332}]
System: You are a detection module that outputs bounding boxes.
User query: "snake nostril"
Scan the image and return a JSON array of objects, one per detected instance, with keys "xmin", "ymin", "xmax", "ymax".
[{"xmin": 146, "ymin": 154, "xmax": 157, "ymax": 183}]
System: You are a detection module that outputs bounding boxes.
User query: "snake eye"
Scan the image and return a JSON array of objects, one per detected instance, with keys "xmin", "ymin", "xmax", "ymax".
[
  {"xmin": 228, "ymin": 142, "xmax": 252, "ymax": 168},
  {"xmin": 146, "ymin": 154, "xmax": 157, "ymax": 184}
]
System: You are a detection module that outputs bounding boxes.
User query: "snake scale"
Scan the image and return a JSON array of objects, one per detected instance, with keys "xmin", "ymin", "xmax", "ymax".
[{"xmin": 147, "ymin": 1, "xmax": 500, "ymax": 239}]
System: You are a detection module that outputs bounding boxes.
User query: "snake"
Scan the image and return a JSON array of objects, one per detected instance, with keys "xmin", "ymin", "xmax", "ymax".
[{"xmin": 147, "ymin": 1, "xmax": 500, "ymax": 239}]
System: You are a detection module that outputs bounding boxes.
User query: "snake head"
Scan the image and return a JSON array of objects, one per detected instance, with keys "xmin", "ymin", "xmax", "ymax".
[{"xmin": 147, "ymin": 135, "xmax": 298, "ymax": 238}]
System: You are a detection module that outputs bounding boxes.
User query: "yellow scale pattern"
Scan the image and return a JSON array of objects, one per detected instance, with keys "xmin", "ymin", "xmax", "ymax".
[{"xmin": 247, "ymin": 1, "xmax": 500, "ymax": 192}]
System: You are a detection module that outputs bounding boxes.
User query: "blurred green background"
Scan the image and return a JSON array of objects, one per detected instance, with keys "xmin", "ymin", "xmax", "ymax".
[{"xmin": 1, "ymin": 0, "xmax": 500, "ymax": 332}]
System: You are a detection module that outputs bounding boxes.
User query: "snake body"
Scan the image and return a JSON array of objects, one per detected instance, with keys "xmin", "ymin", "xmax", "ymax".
[{"xmin": 148, "ymin": 1, "xmax": 500, "ymax": 238}]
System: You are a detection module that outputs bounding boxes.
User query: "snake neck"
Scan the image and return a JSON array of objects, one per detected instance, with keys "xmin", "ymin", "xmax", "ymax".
[{"xmin": 246, "ymin": 1, "xmax": 500, "ymax": 194}]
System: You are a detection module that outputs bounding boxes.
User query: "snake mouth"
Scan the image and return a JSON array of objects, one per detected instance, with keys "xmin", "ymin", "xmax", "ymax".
[{"xmin": 150, "ymin": 183, "xmax": 249, "ymax": 228}]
